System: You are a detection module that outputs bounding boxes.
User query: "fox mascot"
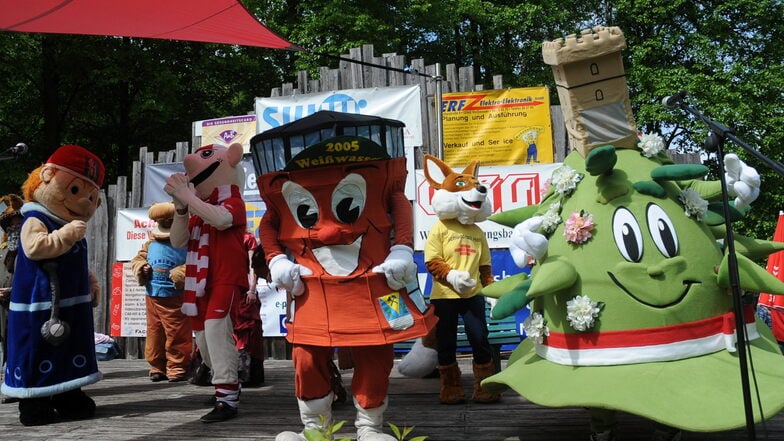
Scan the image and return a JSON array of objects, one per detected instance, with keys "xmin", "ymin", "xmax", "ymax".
[{"xmin": 406, "ymin": 154, "xmax": 501, "ymax": 404}]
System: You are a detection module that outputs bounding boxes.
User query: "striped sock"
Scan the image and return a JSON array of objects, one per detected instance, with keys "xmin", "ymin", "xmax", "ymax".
[{"xmin": 215, "ymin": 383, "xmax": 240, "ymax": 408}]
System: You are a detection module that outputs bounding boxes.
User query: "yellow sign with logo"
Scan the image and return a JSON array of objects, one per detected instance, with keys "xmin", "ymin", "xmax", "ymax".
[{"xmin": 441, "ymin": 87, "xmax": 552, "ymax": 167}]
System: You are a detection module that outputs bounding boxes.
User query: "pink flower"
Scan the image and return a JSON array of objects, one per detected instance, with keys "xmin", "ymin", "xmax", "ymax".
[{"xmin": 564, "ymin": 210, "xmax": 595, "ymax": 244}]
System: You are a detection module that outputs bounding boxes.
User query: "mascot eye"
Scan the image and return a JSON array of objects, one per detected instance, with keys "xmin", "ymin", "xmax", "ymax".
[
  {"xmin": 612, "ymin": 207, "xmax": 643, "ymax": 262},
  {"xmin": 282, "ymin": 181, "xmax": 319, "ymax": 229},
  {"xmin": 199, "ymin": 149, "xmax": 214, "ymax": 159},
  {"xmin": 70, "ymin": 185, "xmax": 80, "ymax": 195},
  {"xmin": 455, "ymin": 179, "xmax": 467, "ymax": 188},
  {"xmin": 332, "ymin": 173, "xmax": 366, "ymax": 224},
  {"xmin": 646, "ymin": 203, "xmax": 678, "ymax": 258}
]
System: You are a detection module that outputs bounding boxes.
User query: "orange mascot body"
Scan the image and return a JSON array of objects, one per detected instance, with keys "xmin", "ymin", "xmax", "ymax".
[{"xmin": 259, "ymin": 136, "xmax": 436, "ymax": 441}]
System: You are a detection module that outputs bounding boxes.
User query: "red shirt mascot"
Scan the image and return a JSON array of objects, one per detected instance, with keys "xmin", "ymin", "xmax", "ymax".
[
  {"xmin": 258, "ymin": 136, "xmax": 437, "ymax": 441},
  {"xmin": 165, "ymin": 143, "xmax": 248, "ymax": 423}
]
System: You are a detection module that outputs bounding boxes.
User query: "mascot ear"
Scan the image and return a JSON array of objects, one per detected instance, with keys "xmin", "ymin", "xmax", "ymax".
[
  {"xmin": 40, "ymin": 165, "xmax": 56, "ymax": 183},
  {"xmin": 462, "ymin": 160, "xmax": 480, "ymax": 179},
  {"xmin": 227, "ymin": 143, "xmax": 243, "ymax": 167},
  {"xmin": 423, "ymin": 154, "xmax": 452, "ymax": 189}
]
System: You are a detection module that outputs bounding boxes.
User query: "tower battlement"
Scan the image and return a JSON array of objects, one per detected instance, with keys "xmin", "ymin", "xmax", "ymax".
[
  {"xmin": 542, "ymin": 25, "xmax": 636, "ymax": 157},
  {"xmin": 542, "ymin": 26, "xmax": 626, "ymax": 66}
]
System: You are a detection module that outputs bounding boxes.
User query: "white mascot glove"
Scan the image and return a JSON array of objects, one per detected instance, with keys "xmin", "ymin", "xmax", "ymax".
[
  {"xmin": 181, "ymin": 302, "xmax": 198, "ymax": 317},
  {"xmin": 446, "ymin": 269, "xmax": 476, "ymax": 295},
  {"xmin": 372, "ymin": 244, "xmax": 417, "ymax": 290},
  {"xmin": 724, "ymin": 153, "xmax": 760, "ymax": 210},
  {"xmin": 269, "ymin": 254, "xmax": 313, "ymax": 297},
  {"xmin": 509, "ymin": 216, "xmax": 549, "ymax": 268}
]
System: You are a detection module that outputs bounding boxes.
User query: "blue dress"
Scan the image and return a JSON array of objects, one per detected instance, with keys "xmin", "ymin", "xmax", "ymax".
[{"xmin": 1, "ymin": 207, "xmax": 102, "ymax": 398}]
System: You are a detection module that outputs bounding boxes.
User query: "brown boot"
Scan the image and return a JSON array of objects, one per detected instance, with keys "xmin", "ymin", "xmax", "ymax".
[
  {"xmin": 437, "ymin": 362, "xmax": 466, "ymax": 404},
  {"xmin": 472, "ymin": 360, "xmax": 502, "ymax": 403}
]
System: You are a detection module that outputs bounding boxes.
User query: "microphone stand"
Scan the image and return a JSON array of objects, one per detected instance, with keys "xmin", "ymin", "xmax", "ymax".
[{"xmin": 669, "ymin": 93, "xmax": 784, "ymax": 440}]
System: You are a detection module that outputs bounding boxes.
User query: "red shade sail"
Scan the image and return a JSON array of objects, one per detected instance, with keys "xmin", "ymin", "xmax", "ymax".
[
  {"xmin": 0, "ymin": 0, "xmax": 297, "ymax": 50},
  {"xmin": 758, "ymin": 211, "xmax": 784, "ymax": 310}
]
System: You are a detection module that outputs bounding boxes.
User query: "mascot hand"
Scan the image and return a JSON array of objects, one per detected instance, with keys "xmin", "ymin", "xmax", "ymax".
[
  {"xmin": 446, "ymin": 270, "xmax": 476, "ymax": 295},
  {"xmin": 164, "ymin": 173, "xmax": 193, "ymax": 210},
  {"xmin": 510, "ymin": 216, "xmax": 548, "ymax": 268},
  {"xmin": 724, "ymin": 153, "xmax": 760, "ymax": 210},
  {"xmin": 373, "ymin": 244, "xmax": 417, "ymax": 290},
  {"xmin": 60, "ymin": 220, "xmax": 87, "ymax": 243},
  {"xmin": 181, "ymin": 302, "xmax": 198, "ymax": 317},
  {"xmin": 269, "ymin": 254, "xmax": 313, "ymax": 297}
]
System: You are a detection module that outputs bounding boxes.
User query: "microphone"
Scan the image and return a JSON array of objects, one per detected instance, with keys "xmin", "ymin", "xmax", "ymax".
[
  {"xmin": 662, "ymin": 91, "xmax": 687, "ymax": 109},
  {"xmin": 10, "ymin": 142, "xmax": 28, "ymax": 155}
]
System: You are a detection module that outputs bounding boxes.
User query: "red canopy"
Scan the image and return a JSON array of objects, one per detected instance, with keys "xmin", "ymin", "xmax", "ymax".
[
  {"xmin": 0, "ymin": 0, "xmax": 296, "ymax": 50},
  {"xmin": 758, "ymin": 211, "xmax": 784, "ymax": 310}
]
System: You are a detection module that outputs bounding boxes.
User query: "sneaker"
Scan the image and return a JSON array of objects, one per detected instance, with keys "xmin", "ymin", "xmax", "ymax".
[
  {"xmin": 200, "ymin": 402, "xmax": 237, "ymax": 423},
  {"xmin": 150, "ymin": 373, "xmax": 168, "ymax": 382},
  {"xmin": 590, "ymin": 430, "xmax": 617, "ymax": 441},
  {"xmin": 168, "ymin": 376, "xmax": 187, "ymax": 383}
]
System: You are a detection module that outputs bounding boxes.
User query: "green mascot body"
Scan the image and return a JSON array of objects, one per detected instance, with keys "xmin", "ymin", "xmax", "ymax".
[{"xmin": 483, "ymin": 145, "xmax": 784, "ymax": 432}]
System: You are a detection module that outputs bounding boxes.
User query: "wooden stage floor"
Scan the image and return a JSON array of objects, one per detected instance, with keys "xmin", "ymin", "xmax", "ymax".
[{"xmin": 1, "ymin": 358, "xmax": 782, "ymax": 440}]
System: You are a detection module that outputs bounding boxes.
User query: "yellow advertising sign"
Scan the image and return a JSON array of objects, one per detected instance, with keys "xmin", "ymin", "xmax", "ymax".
[
  {"xmin": 442, "ymin": 87, "xmax": 552, "ymax": 167},
  {"xmin": 200, "ymin": 115, "xmax": 257, "ymax": 153}
]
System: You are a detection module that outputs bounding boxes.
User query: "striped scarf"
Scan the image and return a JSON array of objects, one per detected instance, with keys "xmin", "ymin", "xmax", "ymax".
[{"xmin": 182, "ymin": 184, "xmax": 241, "ymax": 307}]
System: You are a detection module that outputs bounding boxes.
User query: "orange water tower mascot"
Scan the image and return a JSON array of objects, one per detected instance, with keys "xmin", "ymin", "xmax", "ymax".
[
  {"xmin": 258, "ymin": 136, "xmax": 437, "ymax": 441},
  {"xmin": 165, "ymin": 143, "xmax": 248, "ymax": 423}
]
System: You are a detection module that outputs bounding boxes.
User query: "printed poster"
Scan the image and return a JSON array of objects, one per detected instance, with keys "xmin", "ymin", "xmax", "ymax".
[
  {"xmin": 194, "ymin": 115, "xmax": 257, "ymax": 154},
  {"xmin": 109, "ymin": 262, "xmax": 148, "ymax": 337},
  {"xmin": 442, "ymin": 87, "xmax": 552, "ymax": 167}
]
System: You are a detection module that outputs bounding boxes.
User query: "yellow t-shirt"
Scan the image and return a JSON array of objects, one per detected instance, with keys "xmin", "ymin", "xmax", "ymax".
[{"xmin": 424, "ymin": 219, "xmax": 491, "ymax": 300}]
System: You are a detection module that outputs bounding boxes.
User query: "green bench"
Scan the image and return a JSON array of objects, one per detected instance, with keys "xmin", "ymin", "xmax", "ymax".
[{"xmin": 394, "ymin": 302, "xmax": 523, "ymax": 372}]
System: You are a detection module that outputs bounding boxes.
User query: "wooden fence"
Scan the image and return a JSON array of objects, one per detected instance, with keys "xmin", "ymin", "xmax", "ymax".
[{"xmin": 92, "ymin": 44, "xmax": 687, "ymax": 359}]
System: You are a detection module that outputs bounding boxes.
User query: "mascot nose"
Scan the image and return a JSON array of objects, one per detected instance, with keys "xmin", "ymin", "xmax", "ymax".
[
  {"xmin": 476, "ymin": 185, "xmax": 487, "ymax": 194},
  {"xmin": 317, "ymin": 226, "xmax": 351, "ymax": 244}
]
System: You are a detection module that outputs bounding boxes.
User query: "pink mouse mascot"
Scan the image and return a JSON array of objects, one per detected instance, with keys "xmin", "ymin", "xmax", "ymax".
[{"xmin": 165, "ymin": 143, "xmax": 248, "ymax": 423}]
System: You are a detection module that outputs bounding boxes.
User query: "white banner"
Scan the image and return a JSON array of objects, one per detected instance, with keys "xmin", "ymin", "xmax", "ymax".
[
  {"xmin": 255, "ymin": 85, "xmax": 422, "ymax": 200},
  {"xmin": 115, "ymin": 208, "xmax": 156, "ymax": 262},
  {"xmin": 142, "ymin": 155, "xmax": 263, "ymax": 207},
  {"xmin": 255, "ymin": 85, "xmax": 423, "ymax": 146},
  {"xmin": 259, "ymin": 282, "xmax": 288, "ymax": 337},
  {"xmin": 414, "ymin": 163, "xmax": 561, "ymax": 250}
]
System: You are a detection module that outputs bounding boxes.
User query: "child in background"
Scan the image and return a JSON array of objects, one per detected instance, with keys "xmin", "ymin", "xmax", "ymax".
[
  {"xmin": 233, "ymin": 232, "xmax": 264, "ymax": 387},
  {"xmin": 131, "ymin": 202, "xmax": 192, "ymax": 382}
]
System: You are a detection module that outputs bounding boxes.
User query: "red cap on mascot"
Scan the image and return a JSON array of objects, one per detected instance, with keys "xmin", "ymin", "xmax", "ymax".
[{"xmin": 46, "ymin": 144, "xmax": 105, "ymax": 189}]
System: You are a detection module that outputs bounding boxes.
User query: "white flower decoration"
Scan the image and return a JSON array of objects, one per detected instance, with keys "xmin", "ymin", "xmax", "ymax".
[
  {"xmin": 566, "ymin": 295, "xmax": 602, "ymax": 331},
  {"xmin": 638, "ymin": 133, "xmax": 665, "ymax": 158},
  {"xmin": 678, "ymin": 189, "xmax": 709, "ymax": 221},
  {"xmin": 540, "ymin": 201, "xmax": 562, "ymax": 234},
  {"xmin": 523, "ymin": 311, "xmax": 549, "ymax": 344},
  {"xmin": 550, "ymin": 165, "xmax": 583, "ymax": 196}
]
